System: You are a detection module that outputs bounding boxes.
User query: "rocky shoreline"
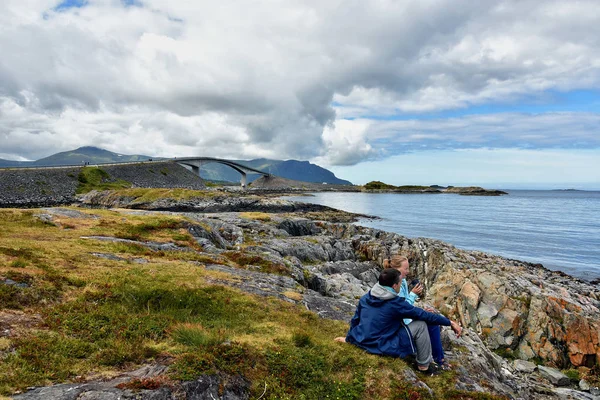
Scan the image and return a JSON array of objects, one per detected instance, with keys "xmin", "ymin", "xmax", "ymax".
[{"xmin": 4, "ymin": 192, "xmax": 600, "ymax": 399}]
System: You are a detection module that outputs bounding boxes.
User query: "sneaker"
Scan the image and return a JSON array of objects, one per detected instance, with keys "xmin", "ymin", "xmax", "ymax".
[{"xmin": 417, "ymin": 363, "xmax": 441, "ymax": 376}]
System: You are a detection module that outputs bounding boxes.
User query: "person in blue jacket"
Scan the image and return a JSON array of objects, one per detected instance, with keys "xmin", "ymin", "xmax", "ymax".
[
  {"xmin": 345, "ymin": 268, "xmax": 462, "ymax": 373},
  {"xmin": 384, "ymin": 254, "xmax": 448, "ymax": 369}
]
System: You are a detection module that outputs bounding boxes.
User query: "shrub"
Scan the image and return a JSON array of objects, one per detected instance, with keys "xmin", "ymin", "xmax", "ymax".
[
  {"xmin": 171, "ymin": 324, "xmax": 226, "ymax": 347},
  {"xmin": 563, "ymin": 369, "xmax": 580, "ymax": 382},
  {"xmin": 0, "ymin": 247, "xmax": 39, "ymax": 261},
  {"xmin": 10, "ymin": 258, "xmax": 27, "ymax": 268},
  {"xmin": 292, "ymin": 331, "xmax": 313, "ymax": 348},
  {"xmin": 224, "ymin": 251, "xmax": 289, "ymax": 275},
  {"xmin": 114, "ymin": 218, "xmax": 184, "ymax": 240}
]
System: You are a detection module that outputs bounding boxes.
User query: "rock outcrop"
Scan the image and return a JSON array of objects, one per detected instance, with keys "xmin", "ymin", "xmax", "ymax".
[
  {"xmin": 78, "ymin": 190, "xmax": 340, "ymax": 214},
  {"xmin": 13, "ymin": 364, "xmax": 251, "ymax": 400},
  {"xmin": 178, "ymin": 212, "xmax": 600, "ymax": 398}
]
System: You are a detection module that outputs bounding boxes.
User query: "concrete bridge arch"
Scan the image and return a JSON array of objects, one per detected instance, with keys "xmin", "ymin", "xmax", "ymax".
[{"xmin": 174, "ymin": 157, "xmax": 271, "ymax": 188}]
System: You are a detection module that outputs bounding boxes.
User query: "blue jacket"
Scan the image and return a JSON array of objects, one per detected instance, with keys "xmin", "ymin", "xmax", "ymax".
[{"xmin": 346, "ymin": 283, "xmax": 450, "ymax": 358}]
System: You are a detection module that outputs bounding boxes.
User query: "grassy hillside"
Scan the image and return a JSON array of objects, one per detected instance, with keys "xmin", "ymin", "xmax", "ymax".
[{"xmin": 0, "ymin": 206, "xmax": 503, "ymax": 399}]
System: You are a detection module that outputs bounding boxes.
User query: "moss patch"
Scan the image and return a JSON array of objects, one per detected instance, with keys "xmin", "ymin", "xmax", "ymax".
[{"xmin": 77, "ymin": 167, "xmax": 131, "ymax": 194}]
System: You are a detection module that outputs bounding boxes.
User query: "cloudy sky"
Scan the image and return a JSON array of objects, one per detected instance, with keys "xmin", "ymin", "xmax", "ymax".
[{"xmin": 1, "ymin": 0, "xmax": 600, "ymax": 188}]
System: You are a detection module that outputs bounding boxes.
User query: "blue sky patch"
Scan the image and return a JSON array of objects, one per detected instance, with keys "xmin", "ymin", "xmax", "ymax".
[
  {"xmin": 122, "ymin": 0, "xmax": 143, "ymax": 7},
  {"xmin": 337, "ymin": 89, "xmax": 600, "ymax": 121},
  {"xmin": 52, "ymin": 0, "xmax": 143, "ymax": 12},
  {"xmin": 54, "ymin": 0, "xmax": 88, "ymax": 12}
]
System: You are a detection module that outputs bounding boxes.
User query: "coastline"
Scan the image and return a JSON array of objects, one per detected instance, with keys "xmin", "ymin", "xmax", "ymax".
[
  {"xmin": 283, "ymin": 190, "xmax": 600, "ymax": 282},
  {"xmin": 2, "ymin": 190, "xmax": 600, "ymax": 398}
]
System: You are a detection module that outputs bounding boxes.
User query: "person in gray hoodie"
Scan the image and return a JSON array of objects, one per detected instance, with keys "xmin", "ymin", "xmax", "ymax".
[{"xmin": 344, "ymin": 268, "xmax": 462, "ymax": 373}]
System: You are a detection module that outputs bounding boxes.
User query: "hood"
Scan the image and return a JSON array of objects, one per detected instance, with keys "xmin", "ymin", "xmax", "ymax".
[{"xmin": 370, "ymin": 282, "xmax": 398, "ymax": 300}]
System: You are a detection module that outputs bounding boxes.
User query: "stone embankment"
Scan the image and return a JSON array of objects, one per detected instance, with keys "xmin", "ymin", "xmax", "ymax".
[
  {"xmin": 0, "ymin": 167, "xmax": 81, "ymax": 208},
  {"xmin": 99, "ymin": 162, "xmax": 206, "ymax": 190},
  {"xmin": 0, "ymin": 162, "xmax": 205, "ymax": 208},
  {"xmin": 17, "ymin": 201, "xmax": 597, "ymax": 399}
]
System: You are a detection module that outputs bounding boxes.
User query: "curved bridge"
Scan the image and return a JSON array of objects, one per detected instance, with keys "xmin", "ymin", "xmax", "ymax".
[{"xmin": 174, "ymin": 157, "xmax": 271, "ymax": 188}]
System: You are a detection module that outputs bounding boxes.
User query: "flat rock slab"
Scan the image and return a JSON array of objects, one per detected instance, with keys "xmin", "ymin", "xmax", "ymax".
[
  {"xmin": 538, "ymin": 366, "xmax": 571, "ymax": 386},
  {"xmin": 41, "ymin": 208, "xmax": 99, "ymax": 219},
  {"xmin": 1, "ymin": 279, "xmax": 29, "ymax": 288},
  {"xmin": 553, "ymin": 388, "xmax": 600, "ymax": 400},
  {"xmin": 91, "ymin": 253, "xmax": 148, "ymax": 264},
  {"xmin": 513, "ymin": 359, "xmax": 537, "ymax": 373},
  {"xmin": 81, "ymin": 236, "xmax": 190, "ymax": 252},
  {"xmin": 13, "ymin": 368, "xmax": 249, "ymax": 400}
]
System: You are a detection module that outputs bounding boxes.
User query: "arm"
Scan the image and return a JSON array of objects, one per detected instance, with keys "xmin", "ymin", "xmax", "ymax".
[
  {"xmin": 349, "ymin": 301, "xmax": 362, "ymax": 329},
  {"xmin": 393, "ymin": 298, "xmax": 463, "ymax": 337},
  {"xmin": 394, "ymin": 299, "xmax": 451, "ymax": 327},
  {"xmin": 400, "ymin": 279, "xmax": 419, "ymax": 305}
]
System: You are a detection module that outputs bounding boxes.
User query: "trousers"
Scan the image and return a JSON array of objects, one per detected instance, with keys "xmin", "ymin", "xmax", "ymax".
[
  {"xmin": 407, "ymin": 320, "xmax": 432, "ymax": 367},
  {"xmin": 427, "ymin": 324, "xmax": 445, "ymax": 364}
]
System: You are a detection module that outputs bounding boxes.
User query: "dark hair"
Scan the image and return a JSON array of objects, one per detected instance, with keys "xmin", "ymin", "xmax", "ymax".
[{"xmin": 379, "ymin": 268, "xmax": 400, "ymax": 287}]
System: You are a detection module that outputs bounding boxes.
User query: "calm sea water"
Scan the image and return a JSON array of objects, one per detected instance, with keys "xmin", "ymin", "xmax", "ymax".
[{"xmin": 285, "ymin": 190, "xmax": 600, "ymax": 281}]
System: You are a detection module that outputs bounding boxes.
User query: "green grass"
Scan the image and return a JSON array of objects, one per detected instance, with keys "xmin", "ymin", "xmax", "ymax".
[
  {"xmin": 99, "ymin": 188, "xmax": 222, "ymax": 203},
  {"xmin": 563, "ymin": 368, "xmax": 580, "ymax": 382},
  {"xmin": 76, "ymin": 167, "xmax": 132, "ymax": 194},
  {"xmin": 0, "ymin": 208, "xmax": 507, "ymax": 399},
  {"xmin": 10, "ymin": 259, "xmax": 28, "ymax": 268},
  {"xmin": 171, "ymin": 324, "xmax": 226, "ymax": 347},
  {"xmin": 113, "ymin": 218, "xmax": 185, "ymax": 241},
  {"xmin": 493, "ymin": 348, "xmax": 517, "ymax": 360}
]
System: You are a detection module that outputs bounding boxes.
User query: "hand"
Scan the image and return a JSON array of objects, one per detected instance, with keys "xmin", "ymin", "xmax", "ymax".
[
  {"xmin": 450, "ymin": 321, "xmax": 462, "ymax": 338},
  {"xmin": 423, "ymin": 306, "xmax": 436, "ymax": 313},
  {"xmin": 411, "ymin": 283, "xmax": 423, "ymax": 295}
]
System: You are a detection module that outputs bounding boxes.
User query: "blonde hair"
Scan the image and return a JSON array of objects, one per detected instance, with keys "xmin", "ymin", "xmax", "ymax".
[{"xmin": 383, "ymin": 254, "xmax": 408, "ymax": 269}]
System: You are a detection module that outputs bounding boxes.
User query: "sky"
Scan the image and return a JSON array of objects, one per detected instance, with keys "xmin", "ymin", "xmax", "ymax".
[{"xmin": 1, "ymin": 0, "xmax": 600, "ymax": 189}]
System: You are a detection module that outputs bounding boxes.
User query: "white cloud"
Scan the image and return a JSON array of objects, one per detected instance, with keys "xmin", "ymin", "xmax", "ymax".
[
  {"xmin": 314, "ymin": 119, "xmax": 376, "ymax": 166},
  {"xmin": 0, "ymin": 0, "xmax": 599, "ymax": 168}
]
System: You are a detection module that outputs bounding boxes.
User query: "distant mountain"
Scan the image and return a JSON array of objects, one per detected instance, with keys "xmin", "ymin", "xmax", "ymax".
[
  {"xmin": 0, "ymin": 146, "xmax": 152, "ymax": 167},
  {"xmin": 0, "ymin": 147, "xmax": 352, "ymax": 185},
  {"xmin": 0, "ymin": 158, "xmax": 28, "ymax": 167},
  {"xmin": 33, "ymin": 146, "xmax": 153, "ymax": 166},
  {"xmin": 198, "ymin": 158, "xmax": 352, "ymax": 185}
]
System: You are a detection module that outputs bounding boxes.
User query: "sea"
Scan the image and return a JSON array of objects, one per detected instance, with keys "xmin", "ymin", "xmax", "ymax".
[{"xmin": 284, "ymin": 190, "xmax": 600, "ymax": 281}]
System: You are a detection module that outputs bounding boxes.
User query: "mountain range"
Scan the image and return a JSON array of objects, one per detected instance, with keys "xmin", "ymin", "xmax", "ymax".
[{"xmin": 0, "ymin": 146, "xmax": 352, "ymax": 185}]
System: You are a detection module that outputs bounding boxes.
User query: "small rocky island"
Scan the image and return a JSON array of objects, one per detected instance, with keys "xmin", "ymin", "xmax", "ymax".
[{"xmin": 361, "ymin": 181, "xmax": 508, "ymax": 196}]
